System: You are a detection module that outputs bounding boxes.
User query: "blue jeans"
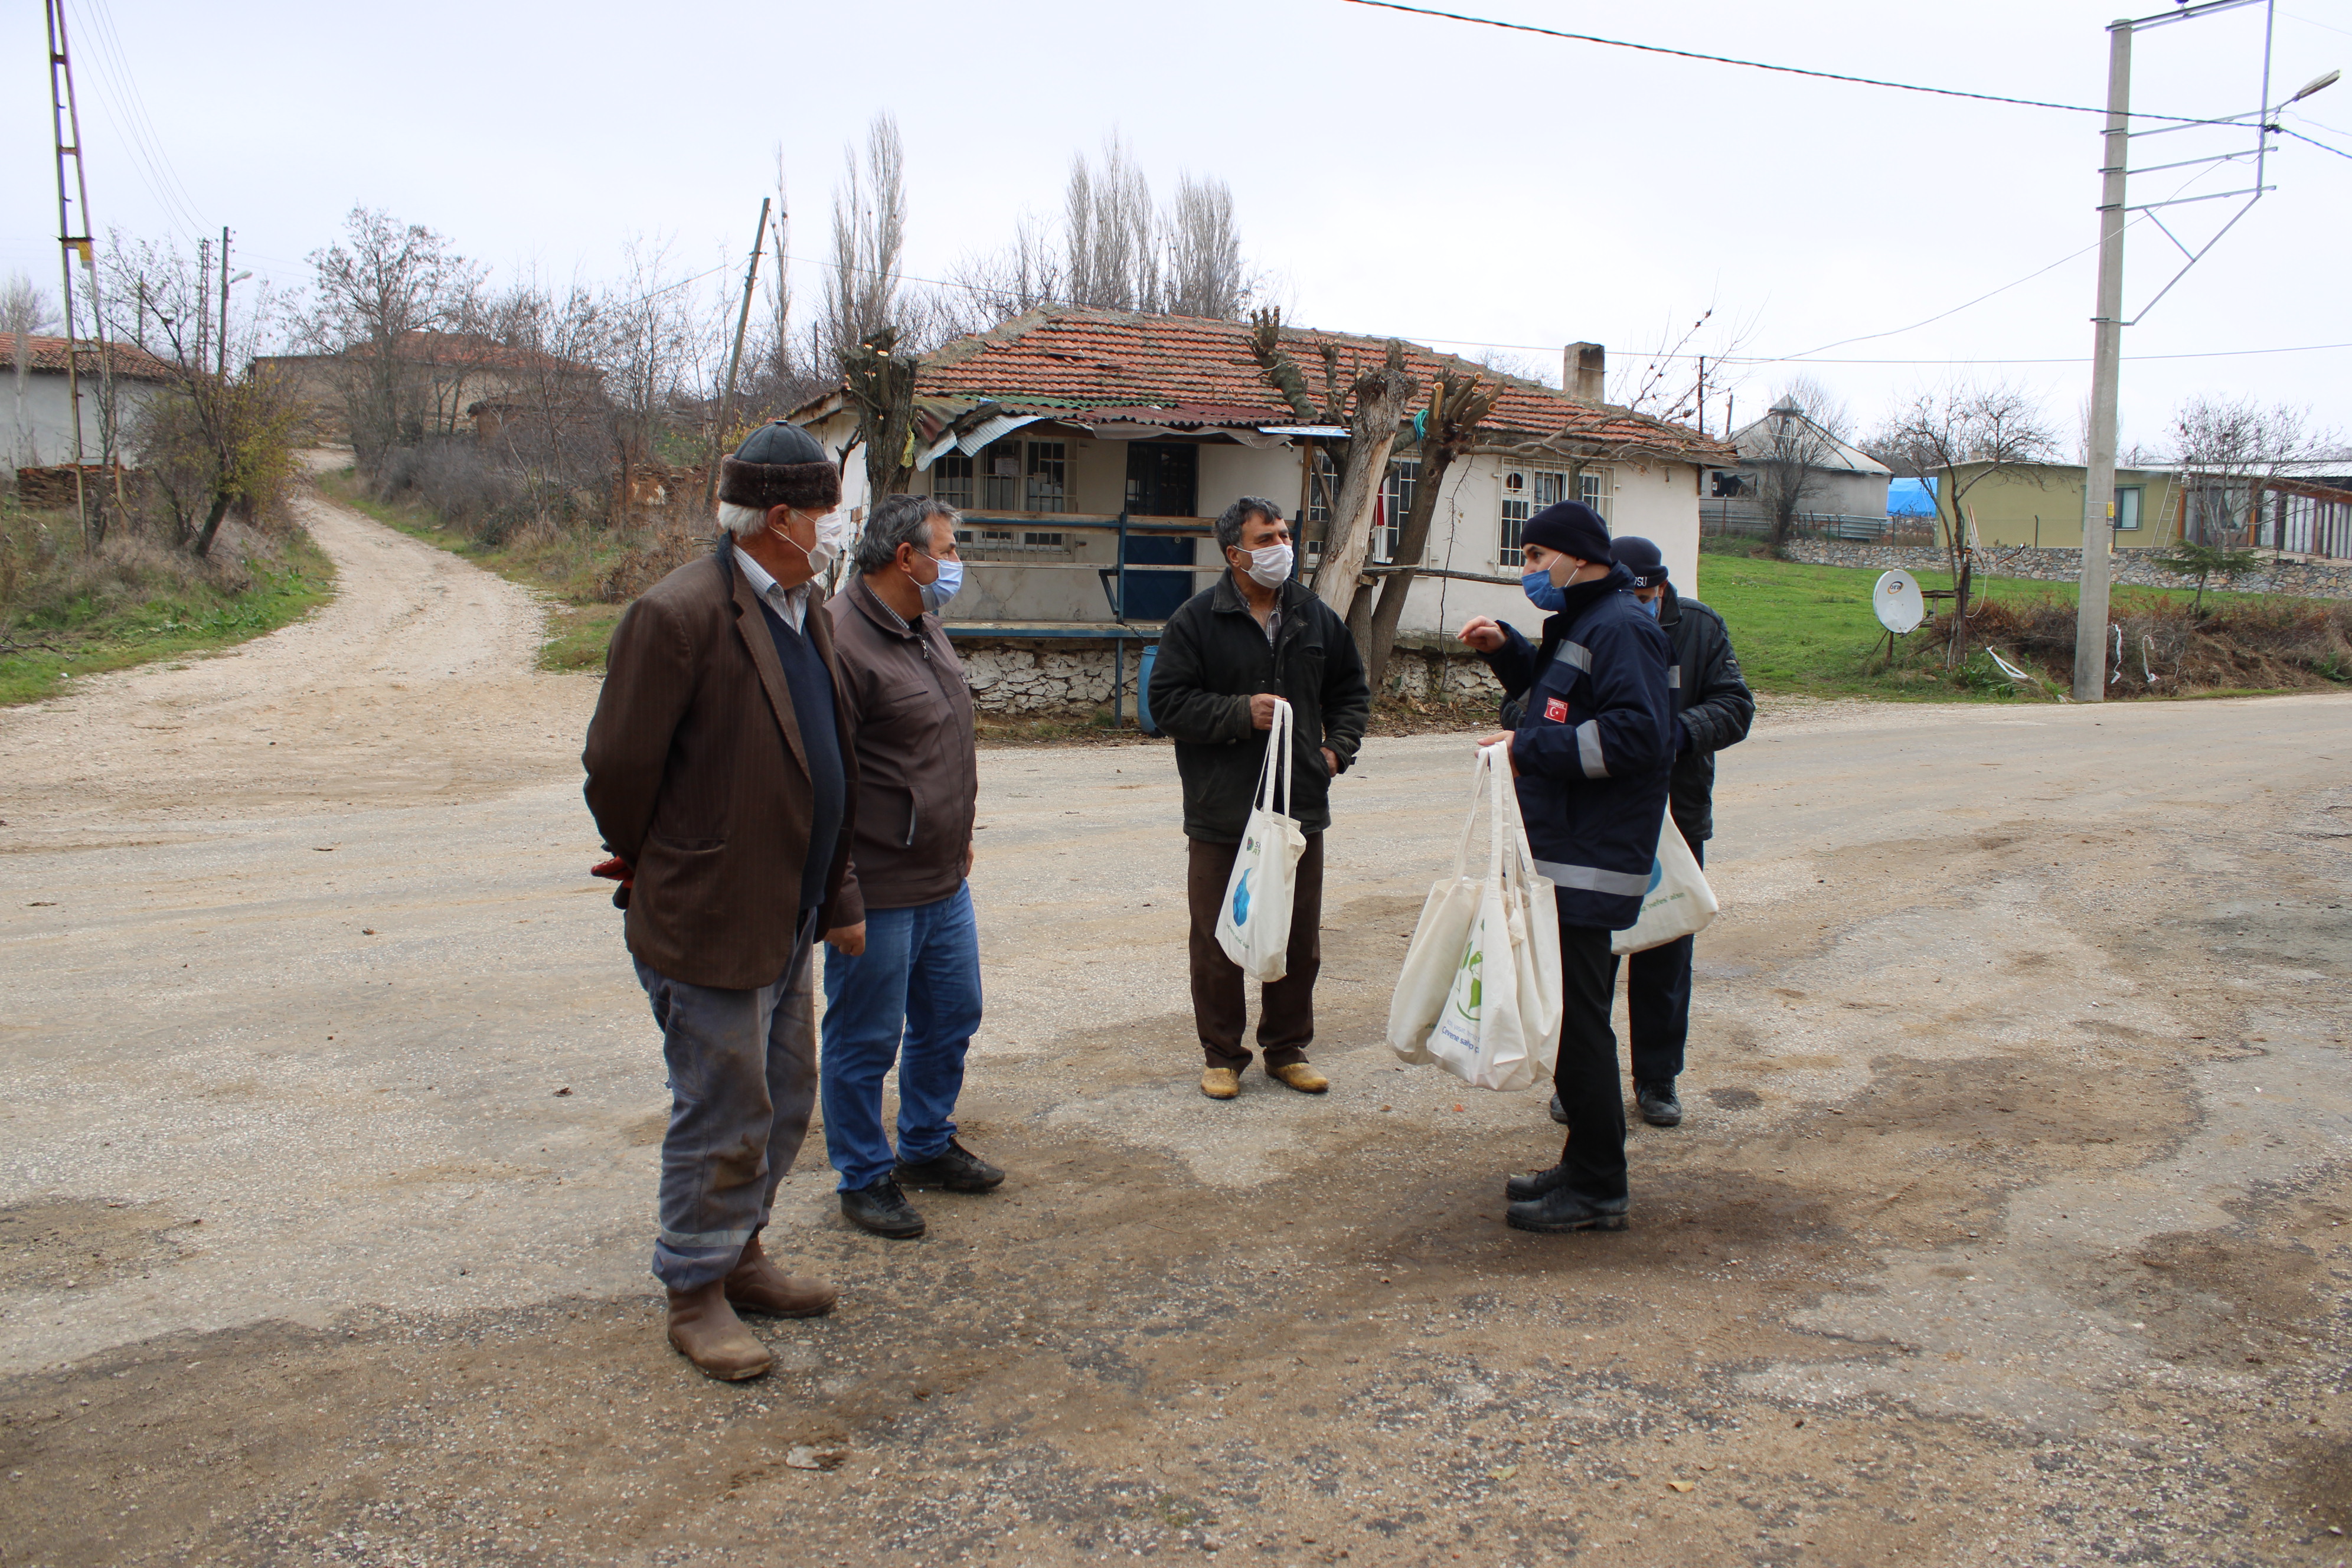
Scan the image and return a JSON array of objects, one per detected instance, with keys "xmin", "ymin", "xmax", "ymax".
[
  {"xmin": 634, "ymin": 912, "xmax": 818, "ymax": 1292},
  {"xmin": 819, "ymin": 883, "xmax": 984, "ymax": 1192}
]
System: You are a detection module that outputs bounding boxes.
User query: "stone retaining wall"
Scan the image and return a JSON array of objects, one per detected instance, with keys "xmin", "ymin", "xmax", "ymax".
[{"xmin": 1779, "ymin": 540, "xmax": 2352, "ymax": 600}]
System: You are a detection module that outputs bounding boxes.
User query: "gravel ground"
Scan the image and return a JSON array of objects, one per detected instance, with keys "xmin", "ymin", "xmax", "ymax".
[{"xmin": 1, "ymin": 482, "xmax": 2347, "ymax": 1566}]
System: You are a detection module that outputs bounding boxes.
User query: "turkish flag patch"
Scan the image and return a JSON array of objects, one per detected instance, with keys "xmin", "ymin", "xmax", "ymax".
[{"xmin": 1544, "ymin": 697, "xmax": 1569, "ymax": 723}]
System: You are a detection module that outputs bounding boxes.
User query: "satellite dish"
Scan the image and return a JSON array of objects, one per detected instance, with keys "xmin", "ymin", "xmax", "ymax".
[{"xmin": 1874, "ymin": 569, "xmax": 1925, "ymax": 634}]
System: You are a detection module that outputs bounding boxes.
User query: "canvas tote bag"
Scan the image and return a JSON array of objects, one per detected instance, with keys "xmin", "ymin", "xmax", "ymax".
[
  {"xmin": 1611, "ymin": 813, "xmax": 1719, "ymax": 956},
  {"xmin": 1214, "ymin": 698, "xmax": 1309, "ymax": 982},
  {"xmin": 1387, "ymin": 743, "xmax": 1563, "ymax": 1092}
]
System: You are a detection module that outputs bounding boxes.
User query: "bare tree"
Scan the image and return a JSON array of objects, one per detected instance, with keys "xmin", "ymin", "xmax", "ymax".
[
  {"xmin": 1872, "ymin": 383, "xmax": 2059, "ymax": 665},
  {"xmin": 1612, "ymin": 303, "xmax": 1758, "ymax": 429},
  {"xmin": 2167, "ymin": 395, "xmax": 2338, "ymax": 547},
  {"xmin": 820, "ymin": 114, "xmax": 909, "ymax": 374},
  {"xmin": 1065, "ymin": 135, "xmax": 1160, "ymax": 312},
  {"xmin": 1745, "ymin": 380, "xmax": 1855, "ymax": 553},
  {"xmin": 939, "ymin": 211, "xmax": 1067, "ymax": 338},
  {"xmin": 597, "ymin": 236, "xmax": 717, "ymax": 520},
  {"xmin": 1163, "ymin": 174, "xmax": 1249, "ymax": 319},
  {"xmin": 103, "ymin": 236, "xmax": 303, "ymax": 557},
  {"xmin": 1364, "ymin": 367, "xmax": 1500, "ymax": 689},
  {"xmin": 306, "ymin": 208, "xmax": 485, "ymax": 467}
]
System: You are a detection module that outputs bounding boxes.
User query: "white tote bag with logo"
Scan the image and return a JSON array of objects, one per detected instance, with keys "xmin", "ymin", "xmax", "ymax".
[
  {"xmin": 1611, "ymin": 813, "xmax": 1719, "ymax": 956},
  {"xmin": 1214, "ymin": 698, "xmax": 1308, "ymax": 982},
  {"xmin": 1387, "ymin": 743, "xmax": 1563, "ymax": 1091}
]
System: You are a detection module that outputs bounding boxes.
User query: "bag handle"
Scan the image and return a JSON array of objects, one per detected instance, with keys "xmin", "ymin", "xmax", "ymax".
[
  {"xmin": 1484, "ymin": 740, "xmax": 1509, "ymax": 886},
  {"xmin": 1449, "ymin": 746, "xmax": 1488, "ymax": 878},
  {"xmin": 1252, "ymin": 697, "xmax": 1294, "ymax": 818}
]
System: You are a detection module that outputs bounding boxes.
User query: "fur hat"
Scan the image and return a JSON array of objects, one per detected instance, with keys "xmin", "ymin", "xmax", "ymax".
[{"xmin": 717, "ymin": 421, "xmax": 840, "ymax": 514}]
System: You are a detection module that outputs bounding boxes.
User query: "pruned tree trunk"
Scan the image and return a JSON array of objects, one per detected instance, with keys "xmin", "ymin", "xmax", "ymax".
[
  {"xmin": 1364, "ymin": 371, "xmax": 1499, "ymax": 690},
  {"xmin": 842, "ymin": 326, "xmax": 918, "ymax": 505},
  {"xmin": 1311, "ymin": 345, "xmax": 1417, "ymax": 618}
]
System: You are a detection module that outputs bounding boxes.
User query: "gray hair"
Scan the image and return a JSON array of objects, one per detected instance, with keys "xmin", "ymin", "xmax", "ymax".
[
  {"xmin": 1214, "ymin": 496, "xmax": 1283, "ymax": 552},
  {"xmin": 855, "ymin": 492, "xmax": 958, "ymax": 575},
  {"xmin": 716, "ymin": 500, "xmax": 771, "ymax": 540}
]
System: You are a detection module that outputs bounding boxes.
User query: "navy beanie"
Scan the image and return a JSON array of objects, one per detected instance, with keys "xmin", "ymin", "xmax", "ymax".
[
  {"xmin": 1520, "ymin": 501, "xmax": 1612, "ymax": 565},
  {"xmin": 1612, "ymin": 534, "xmax": 1667, "ymax": 587}
]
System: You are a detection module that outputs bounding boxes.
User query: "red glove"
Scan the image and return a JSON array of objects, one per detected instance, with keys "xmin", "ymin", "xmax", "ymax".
[{"xmin": 592, "ymin": 856, "xmax": 634, "ymax": 909}]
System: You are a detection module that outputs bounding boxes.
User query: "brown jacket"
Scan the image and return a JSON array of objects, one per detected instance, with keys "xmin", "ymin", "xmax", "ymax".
[
  {"xmin": 582, "ymin": 547, "xmax": 857, "ymax": 989},
  {"xmin": 824, "ymin": 575, "xmax": 978, "ymax": 925}
]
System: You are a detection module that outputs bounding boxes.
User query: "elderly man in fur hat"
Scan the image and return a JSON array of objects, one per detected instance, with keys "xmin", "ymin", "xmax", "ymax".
[{"xmin": 583, "ymin": 421, "xmax": 860, "ymax": 1380}]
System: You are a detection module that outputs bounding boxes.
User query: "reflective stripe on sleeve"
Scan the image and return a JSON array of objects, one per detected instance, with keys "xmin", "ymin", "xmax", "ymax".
[
  {"xmin": 1668, "ymin": 667, "xmax": 1681, "ymax": 688},
  {"xmin": 1559, "ymin": 641, "xmax": 1592, "ymax": 671},
  {"xmin": 1575, "ymin": 720, "xmax": 1609, "ymax": 778},
  {"xmin": 1532, "ymin": 858, "xmax": 1654, "ymax": 896}
]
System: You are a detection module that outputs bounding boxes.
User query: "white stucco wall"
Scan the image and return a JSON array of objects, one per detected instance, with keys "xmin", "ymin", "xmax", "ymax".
[{"xmin": 6, "ymin": 371, "xmax": 157, "ymax": 470}]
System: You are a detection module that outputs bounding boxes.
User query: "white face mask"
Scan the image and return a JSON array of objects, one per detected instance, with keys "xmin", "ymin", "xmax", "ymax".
[
  {"xmin": 1239, "ymin": 542, "xmax": 1293, "ymax": 588},
  {"xmin": 789, "ymin": 509, "xmax": 853, "ymax": 574}
]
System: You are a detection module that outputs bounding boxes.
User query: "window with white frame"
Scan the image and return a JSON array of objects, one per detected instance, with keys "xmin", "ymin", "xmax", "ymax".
[
  {"xmin": 1500, "ymin": 465, "xmax": 1610, "ymax": 560},
  {"xmin": 978, "ymin": 438, "xmax": 1023, "ymax": 511}
]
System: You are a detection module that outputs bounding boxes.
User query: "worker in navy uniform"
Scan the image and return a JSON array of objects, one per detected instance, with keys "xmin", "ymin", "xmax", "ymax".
[
  {"xmin": 1458, "ymin": 501, "xmax": 1675, "ymax": 1233},
  {"xmin": 1574, "ymin": 534, "xmax": 1753, "ymax": 1129}
]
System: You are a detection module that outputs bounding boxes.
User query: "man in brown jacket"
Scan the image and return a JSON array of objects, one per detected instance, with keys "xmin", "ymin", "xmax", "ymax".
[
  {"xmin": 819, "ymin": 494, "xmax": 998, "ymax": 1240},
  {"xmin": 582, "ymin": 421, "xmax": 857, "ymax": 1381}
]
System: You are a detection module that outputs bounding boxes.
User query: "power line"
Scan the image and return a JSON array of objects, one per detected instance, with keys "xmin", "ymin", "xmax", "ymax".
[
  {"xmin": 2279, "ymin": 126, "xmax": 2352, "ymax": 160},
  {"xmin": 1339, "ymin": 0, "xmax": 2227, "ymax": 123}
]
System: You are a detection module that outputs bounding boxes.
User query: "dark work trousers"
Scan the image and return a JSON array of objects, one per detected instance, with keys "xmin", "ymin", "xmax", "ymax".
[
  {"xmin": 1613, "ymin": 838, "xmax": 1703, "ymax": 1085},
  {"xmin": 1185, "ymin": 832, "xmax": 1324, "ymax": 1072},
  {"xmin": 1553, "ymin": 917, "xmax": 1629, "ymax": 1201}
]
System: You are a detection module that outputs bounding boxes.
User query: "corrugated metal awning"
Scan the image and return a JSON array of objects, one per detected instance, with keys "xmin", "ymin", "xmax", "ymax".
[{"xmin": 916, "ymin": 412, "xmax": 1048, "ymax": 471}]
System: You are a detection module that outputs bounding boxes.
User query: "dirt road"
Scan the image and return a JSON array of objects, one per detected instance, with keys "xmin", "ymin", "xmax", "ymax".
[{"xmin": 2, "ymin": 484, "xmax": 2347, "ymax": 1567}]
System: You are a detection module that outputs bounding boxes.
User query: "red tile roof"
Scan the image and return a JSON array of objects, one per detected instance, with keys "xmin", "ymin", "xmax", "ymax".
[
  {"xmin": 909, "ymin": 309, "xmax": 1735, "ymax": 463},
  {"xmin": 1, "ymin": 333, "xmax": 177, "ymax": 383}
]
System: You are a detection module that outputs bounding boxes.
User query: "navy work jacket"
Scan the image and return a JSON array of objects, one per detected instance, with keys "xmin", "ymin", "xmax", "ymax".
[{"xmin": 1477, "ymin": 562, "xmax": 1676, "ymax": 930}]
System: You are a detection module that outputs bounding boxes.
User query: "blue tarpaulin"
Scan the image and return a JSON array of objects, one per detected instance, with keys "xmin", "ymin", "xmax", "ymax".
[{"xmin": 1888, "ymin": 477, "xmax": 1938, "ymax": 517}]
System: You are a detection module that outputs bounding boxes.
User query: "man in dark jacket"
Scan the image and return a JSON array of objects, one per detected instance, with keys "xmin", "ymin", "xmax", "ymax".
[
  {"xmin": 582, "ymin": 421, "xmax": 856, "ymax": 1381},
  {"xmin": 1148, "ymin": 496, "xmax": 1371, "ymax": 1101},
  {"xmin": 1460, "ymin": 501, "xmax": 1674, "ymax": 1233},
  {"xmin": 819, "ymin": 493, "xmax": 997, "ymax": 1242},
  {"xmin": 1602, "ymin": 535, "xmax": 1753, "ymax": 1129}
]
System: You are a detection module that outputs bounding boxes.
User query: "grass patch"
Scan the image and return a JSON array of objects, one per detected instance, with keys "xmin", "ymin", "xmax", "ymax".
[
  {"xmin": 320, "ymin": 467, "xmax": 686, "ymax": 674},
  {"xmin": 0, "ymin": 503, "xmax": 335, "ymax": 707},
  {"xmin": 1691, "ymin": 553, "xmax": 2321, "ymax": 702}
]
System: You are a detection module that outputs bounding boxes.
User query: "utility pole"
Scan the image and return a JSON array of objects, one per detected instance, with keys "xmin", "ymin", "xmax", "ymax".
[
  {"xmin": 2070, "ymin": 0, "xmax": 2333, "ymax": 698},
  {"xmin": 218, "ymin": 227, "xmax": 231, "ymax": 382},
  {"xmin": 196, "ymin": 237, "xmax": 210, "ymax": 385},
  {"xmin": 704, "ymin": 196, "xmax": 773, "ymax": 511},
  {"xmin": 2073, "ymin": 24, "xmax": 2132, "ymax": 701},
  {"xmin": 46, "ymin": 0, "xmax": 119, "ymax": 547}
]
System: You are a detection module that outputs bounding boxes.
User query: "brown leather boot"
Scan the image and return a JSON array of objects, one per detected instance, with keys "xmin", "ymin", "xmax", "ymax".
[
  {"xmin": 724, "ymin": 1229, "xmax": 838, "ymax": 1318},
  {"xmin": 665, "ymin": 1281, "xmax": 772, "ymax": 1380}
]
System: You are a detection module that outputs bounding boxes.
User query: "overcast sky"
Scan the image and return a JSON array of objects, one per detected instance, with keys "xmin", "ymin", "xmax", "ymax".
[{"xmin": 6, "ymin": 0, "xmax": 2347, "ymax": 455}]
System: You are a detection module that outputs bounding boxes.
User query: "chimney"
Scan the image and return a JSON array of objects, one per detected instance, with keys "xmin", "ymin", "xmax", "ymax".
[{"xmin": 1565, "ymin": 342, "xmax": 1605, "ymax": 404}]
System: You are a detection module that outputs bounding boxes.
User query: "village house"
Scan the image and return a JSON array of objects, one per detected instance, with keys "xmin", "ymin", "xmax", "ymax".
[
  {"xmin": 791, "ymin": 309, "xmax": 1733, "ymax": 710},
  {"xmin": 5, "ymin": 332, "xmax": 175, "ymax": 480},
  {"xmin": 1706, "ymin": 398, "xmax": 1893, "ymax": 539},
  {"xmin": 252, "ymin": 331, "xmax": 598, "ymax": 449}
]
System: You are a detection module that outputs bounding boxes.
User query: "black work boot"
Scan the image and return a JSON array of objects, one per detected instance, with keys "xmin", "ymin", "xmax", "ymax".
[
  {"xmin": 894, "ymin": 1136, "xmax": 1005, "ymax": 1193},
  {"xmin": 840, "ymin": 1177, "xmax": 926, "ymax": 1239},
  {"xmin": 1505, "ymin": 1186, "xmax": 1631, "ymax": 1234},
  {"xmin": 1505, "ymin": 1162, "xmax": 1574, "ymax": 1203},
  {"xmin": 1549, "ymin": 1092, "xmax": 1569, "ymax": 1127},
  {"xmin": 1635, "ymin": 1080, "xmax": 1683, "ymax": 1128}
]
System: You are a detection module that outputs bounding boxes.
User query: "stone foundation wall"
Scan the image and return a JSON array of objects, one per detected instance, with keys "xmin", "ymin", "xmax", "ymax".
[
  {"xmin": 953, "ymin": 636, "xmax": 1503, "ymax": 714},
  {"xmin": 1779, "ymin": 540, "xmax": 2352, "ymax": 601},
  {"xmin": 959, "ymin": 642, "xmax": 1140, "ymax": 713}
]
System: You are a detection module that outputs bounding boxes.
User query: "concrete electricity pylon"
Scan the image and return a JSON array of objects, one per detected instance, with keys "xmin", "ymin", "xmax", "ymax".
[
  {"xmin": 45, "ymin": 0, "xmax": 123, "ymax": 546},
  {"xmin": 2072, "ymin": 0, "xmax": 2337, "ymax": 700}
]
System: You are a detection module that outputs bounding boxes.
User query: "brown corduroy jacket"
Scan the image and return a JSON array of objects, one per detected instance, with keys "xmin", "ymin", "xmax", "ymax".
[
  {"xmin": 824, "ymin": 575, "xmax": 978, "ymax": 925},
  {"xmin": 582, "ymin": 547, "xmax": 857, "ymax": 989}
]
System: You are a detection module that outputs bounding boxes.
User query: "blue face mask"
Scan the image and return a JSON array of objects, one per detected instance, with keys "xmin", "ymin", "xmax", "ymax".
[
  {"xmin": 918, "ymin": 557, "xmax": 964, "ymax": 615},
  {"xmin": 1522, "ymin": 568, "xmax": 1567, "ymax": 613},
  {"xmin": 1639, "ymin": 593, "xmax": 1662, "ymax": 619}
]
